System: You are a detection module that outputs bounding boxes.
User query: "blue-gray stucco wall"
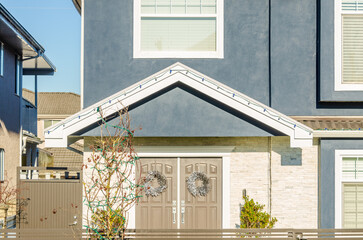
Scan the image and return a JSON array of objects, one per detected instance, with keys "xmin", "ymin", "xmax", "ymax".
[
  {"xmin": 320, "ymin": 139, "xmax": 363, "ymax": 228},
  {"xmin": 84, "ymin": 0, "xmax": 363, "ymax": 119},
  {"xmin": 0, "ymin": 43, "xmax": 20, "ymax": 134},
  {"xmin": 80, "ymin": 86, "xmax": 283, "ymax": 137}
]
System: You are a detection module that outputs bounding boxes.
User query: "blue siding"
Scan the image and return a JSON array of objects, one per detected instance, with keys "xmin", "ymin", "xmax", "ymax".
[
  {"xmin": 22, "ymin": 98, "xmax": 37, "ymax": 135},
  {"xmin": 0, "ymin": 44, "xmax": 20, "ymax": 134}
]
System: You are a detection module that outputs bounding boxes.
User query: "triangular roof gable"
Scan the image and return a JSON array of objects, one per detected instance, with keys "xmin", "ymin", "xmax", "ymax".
[{"xmin": 45, "ymin": 62, "xmax": 313, "ymax": 148}]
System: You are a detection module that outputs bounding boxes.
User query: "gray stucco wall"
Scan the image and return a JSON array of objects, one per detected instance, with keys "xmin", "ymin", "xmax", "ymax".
[
  {"xmin": 80, "ymin": 86, "xmax": 283, "ymax": 137},
  {"xmin": 83, "ymin": 0, "xmax": 363, "ymax": 125},
  {"xmin": 320, "ymin": 139, "xmax": 363, "ymax": 228},
  {"xmin": 0, "ymin": 43, "xmax": 20, "ymax": 134}
]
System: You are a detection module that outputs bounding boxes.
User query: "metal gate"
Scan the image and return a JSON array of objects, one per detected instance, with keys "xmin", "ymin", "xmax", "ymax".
[{"xmin": 17, "ymin": 167, "xmax": 82, "ymax": 229}]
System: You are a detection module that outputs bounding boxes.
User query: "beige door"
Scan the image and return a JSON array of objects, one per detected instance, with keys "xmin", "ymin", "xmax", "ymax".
[
  {"xmin": 180, "ymin": 158, "xmax": 222, "ymax": 229},
  {"xmin": 136, "ymin": 157, "xmax": 222, "ymax": 229},
  {"xmin": 136, "ymin": 158, "xmax": 178, "ymax": 229}
]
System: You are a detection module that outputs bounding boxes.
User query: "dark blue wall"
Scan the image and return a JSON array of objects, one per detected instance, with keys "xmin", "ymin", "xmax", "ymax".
[
  {"xmin": 320, "ymin": 139, "xmax": 363, "ymax": 228},
  {"xmin": 0, "ymin": 43, "xmax": 20, "ymax": 134},
  {"xmin": 22, "ymin": 98, "xmax": 37, "ymax": 135}
]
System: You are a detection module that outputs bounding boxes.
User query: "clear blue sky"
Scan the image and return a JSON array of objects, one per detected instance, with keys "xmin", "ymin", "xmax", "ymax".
[{"xmin": 1, "ymin": 0, "xmax": 81, "ymax": 94}]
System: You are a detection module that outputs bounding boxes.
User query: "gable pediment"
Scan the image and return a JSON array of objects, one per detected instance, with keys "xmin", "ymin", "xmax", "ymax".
[{"xmin": 45, "ymin": 63, "xmax": 313, "ymax": 148}]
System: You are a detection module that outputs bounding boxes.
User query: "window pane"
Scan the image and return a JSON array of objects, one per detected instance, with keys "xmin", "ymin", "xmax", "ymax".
[
  {"xmin": 187, "ymin": 0, "xmax": 200, "ymax": 14},
  {"xmin": 342, "ymin": 15, "xmax": 363, "ymax": 83},
  {"xmin": 53, "ymin": 120, "xmax": 61, "ymax": 125},
  {"xmin": 44, "ymin": 120, "xmax": 53, "ymax": 129},
  {"xmin": 171, "ymin": 0, "xmax": 186, "ymax": 14},
  {"xmin": 202, "ymin": 0, "xmax": 216, "ymax": 14},
  {"xmin": 343, "ymin": 184, "xmax": 363, "ymax": 228},
  {"xmin": 141, "ymin": 17, "xmax": 216, "ymax": 51},
  {"xmin": 141, "ymin": 0, "xmax": 156, "ymax": 14},
  {"xmin": 157, "ymin": 0, "xmax": 171, "ymax": 14},
  {"xmin": 342, "ymin": 0, "xmax": 363, "ymax": 12},
  {"xmin": 0, "ymin": 43, "xmax": 3, "ymax": 76},
  {"xmin": 343, "ymin": 157, "xmax": 357, "ymax": 179}
]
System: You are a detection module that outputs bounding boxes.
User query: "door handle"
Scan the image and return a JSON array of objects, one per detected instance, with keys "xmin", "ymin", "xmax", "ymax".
[
  {"xmin": 172, "ymin": 207, "xmax": 176, "ymax": 224},
  {"xmin": 181, "ymin": 207, "xmax": 185, "ymax": 224}
]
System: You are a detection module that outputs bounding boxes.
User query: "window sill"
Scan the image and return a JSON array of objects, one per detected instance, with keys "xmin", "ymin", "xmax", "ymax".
[
  {"xmin": 335, "ymin": 82, "xmax": 363, "ymax": 91},
  {"xmin": 133, "ymin": 51, "xmax": 224, "ymax": 59}
]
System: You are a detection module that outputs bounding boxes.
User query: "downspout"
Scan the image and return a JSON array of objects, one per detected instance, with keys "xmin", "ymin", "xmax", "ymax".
[{"xmin": 268, "ymin": 136, "xmax": 272, "ymax": 216}]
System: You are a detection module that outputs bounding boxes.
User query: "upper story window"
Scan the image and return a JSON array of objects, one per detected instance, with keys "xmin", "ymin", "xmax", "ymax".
[
  {"xmin": 335, "ymin": 0, "xmax": 363, "ymax": 91},
  {"xmin": 0, "ymin": 42, "xmax": 3, "ymax": 77},
  {"xmin": 133, "ymin": 0, "xmax": 224, "ymax": 58},
  {"xmin": 335, "ymin": 150, "xmax": 363, "ymax": 228}
]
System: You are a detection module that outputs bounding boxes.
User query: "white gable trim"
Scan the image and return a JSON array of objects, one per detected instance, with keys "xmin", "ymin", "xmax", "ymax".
[{"xmin": 44, "ymin": 62, "xmax": 313, "ymax": 148}]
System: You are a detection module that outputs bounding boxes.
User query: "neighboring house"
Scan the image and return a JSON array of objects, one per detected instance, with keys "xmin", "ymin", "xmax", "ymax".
[
  {"xmin": 22, "ymin": 89, "xmax": 82, "ymax": 168},
  {"xmin": 45, "ymin": 0, "xmax": 363, "ymax": 229},
  {"xmin": 0, "ymin": 4, "xmax": 55, "ymax": 185}
]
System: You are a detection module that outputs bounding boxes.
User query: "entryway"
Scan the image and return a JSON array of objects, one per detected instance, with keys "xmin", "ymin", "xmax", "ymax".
[{"xmin": 136, "ymin": 157, "xmax": 222, "ymax": 229}]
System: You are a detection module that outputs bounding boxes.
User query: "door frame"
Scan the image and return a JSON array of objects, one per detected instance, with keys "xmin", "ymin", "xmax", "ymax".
[{"xmin": 131, "ymin": 146, "xmax": 233, "ymax": 229}]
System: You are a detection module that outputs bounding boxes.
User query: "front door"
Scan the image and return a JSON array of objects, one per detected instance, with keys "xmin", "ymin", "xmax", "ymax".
[{"xmin": 136, "ymin": 157, "xmax": 222, "ymax": 229}]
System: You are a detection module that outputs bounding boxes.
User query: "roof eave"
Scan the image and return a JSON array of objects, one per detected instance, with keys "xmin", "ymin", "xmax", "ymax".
[
  {"xmin": 0, "ymin": 4, "xmax": 45, "ymax": 53},
  {"xmin": 72, "ymin": 0, "xmax": 81, "ymax": 15}
]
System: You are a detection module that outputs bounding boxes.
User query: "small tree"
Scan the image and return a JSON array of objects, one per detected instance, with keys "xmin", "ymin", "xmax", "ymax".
[
  {"xmin": 240, "ymin": 195, "xmax": 277, "ymax": 229},
  {"xmin": 83, "ymin": 107, "xmax": 143, "ymax": 240},
  {"xmin": 0, "ymin": 173, "xmax": 20, "ymax": 229}
]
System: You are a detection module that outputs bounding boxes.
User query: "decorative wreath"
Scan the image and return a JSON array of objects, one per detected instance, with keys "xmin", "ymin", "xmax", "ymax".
[
  {"xmin": 186, "ymin": 172, "xmax": 211, "ymax": 197},
  {"xmin": 144, "ymin": 171, "xmax": 167, "ymax": 197}
]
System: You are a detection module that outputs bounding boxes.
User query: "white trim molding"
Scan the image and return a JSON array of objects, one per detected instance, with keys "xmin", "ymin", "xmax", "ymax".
[
  {"xmin": 334, "ymin": 150, "xmax": 363, "ymax": 228},
  {"xmin": 44, "ymin": 62, "xmax": 313, "ymax": 148},
  {"xmin": 334, "ymin": 0, "xmax": 363, "ymax": 91},
  {"xmin": 133, "ymin": 0, "xmax": 224, "ymax": 59}
]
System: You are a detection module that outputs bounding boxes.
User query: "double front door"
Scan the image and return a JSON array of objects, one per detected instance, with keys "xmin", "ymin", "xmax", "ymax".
[{"xmin": 136, "ymin": 157, "xmax": 222, "ymax": 229}]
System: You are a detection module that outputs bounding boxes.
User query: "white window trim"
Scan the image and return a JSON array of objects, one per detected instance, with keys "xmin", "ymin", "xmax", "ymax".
[
  {"xmin": 334, "ymin": 1, "xmax": 363, "ymax": 91},
  {"xmin": 335, "ymin": 149, "xmax": 363, "ymax": 228},
  {"xmin": 133, "ymin": 0, "xmax": 224, "ymax": 59}
]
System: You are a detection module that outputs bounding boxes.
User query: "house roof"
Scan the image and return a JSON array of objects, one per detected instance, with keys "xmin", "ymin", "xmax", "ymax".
[
  {"xmin": 293, "ymin": 117, "xmax": 363, "ymax": 131},
  {"xmin": 22, "ymin": 89, "xmax": 81, "ymax": 116},
  {"xmin": 0, "ymin": 4, "xmax": 55, "ymax": 73},
  {"xmin": 44, "ymin": 62, "xmax": 313, "ymax": 148},
  {"xmin": 44, "ymin": 146, "xmax": 83, "ymax": 168}
]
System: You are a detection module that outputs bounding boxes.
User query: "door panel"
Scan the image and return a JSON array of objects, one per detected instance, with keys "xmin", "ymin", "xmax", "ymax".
[
  {"xmin": 180, "ymin": 157, "xmax": 222, "ymax": 229},
  {"xmin": 136, "ymin": 157, "xmax": 222, "ymax": 229},
  {"xmin": 136, "ymin": 158, "xmax": 178, "ymax": 229}
]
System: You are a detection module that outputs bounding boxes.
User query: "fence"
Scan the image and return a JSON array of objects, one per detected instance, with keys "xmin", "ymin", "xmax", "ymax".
[{"xmin": 0, "ymin": 228, "xmax": 363, "ymax": 239}]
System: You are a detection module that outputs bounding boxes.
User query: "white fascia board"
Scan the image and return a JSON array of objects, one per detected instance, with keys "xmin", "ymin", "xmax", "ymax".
[
  {"xmin": 44, "ymin": 62, "xmax": 313, "ymax": 148},
  {"xmin": 313, "ymin": 130, "xmax": 363, "ymax": 138}
]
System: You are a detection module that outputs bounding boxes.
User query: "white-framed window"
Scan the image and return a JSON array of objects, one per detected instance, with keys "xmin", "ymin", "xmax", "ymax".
[
  {"xmin": 133, "ymin": 0, "xmax": 224, "ymax": 58},
  {"xmin": 335, "ymin": 150, "xmax": 363, "ymax": 228},
  {"xmin": 44, "ymin": 119, "xmax": 61, "ymax": 129},
  {"xmin": 0, "ymin": 42, "xmax": 4, "ymax": 77},
  {"xmin": 335, "ymin": 1, "xmax": 363, "ymax": 91},
  {"xmin": 0, "ymin": 149, "xmax": 4, "ymax": 182},
  {"xmin": 15, "ymin": 56, "xmax": 20, "ymax": 95}
]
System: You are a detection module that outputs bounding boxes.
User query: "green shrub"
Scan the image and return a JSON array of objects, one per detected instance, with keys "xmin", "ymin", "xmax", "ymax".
[{"xmin": 240, "ymin": 195, "xmax": 277, "ymax": 229}]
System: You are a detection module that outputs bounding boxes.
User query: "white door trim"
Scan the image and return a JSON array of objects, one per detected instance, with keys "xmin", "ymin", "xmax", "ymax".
[{"xmin": 133, "ymin": 147, "xmax": 232, "ymax": 229}]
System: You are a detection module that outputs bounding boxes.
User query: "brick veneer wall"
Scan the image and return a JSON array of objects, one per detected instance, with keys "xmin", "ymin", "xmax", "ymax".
[{"xmin": 229, "ymin": 137, "xmax": 318, "ymax": 228}]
